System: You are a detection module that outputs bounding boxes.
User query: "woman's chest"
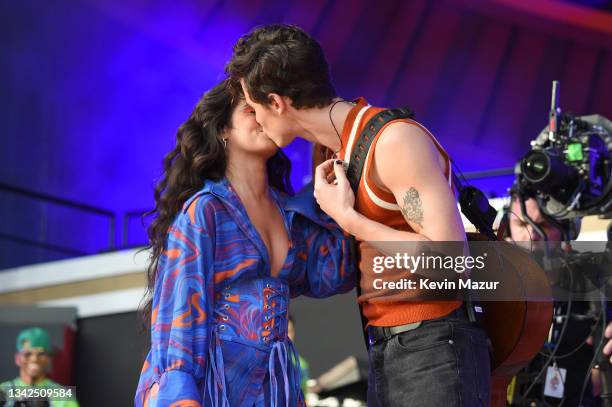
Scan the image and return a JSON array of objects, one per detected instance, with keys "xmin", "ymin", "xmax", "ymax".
[
  {"xmin": 244, "ymin": 201, "xmax": 290, "ymax": 276},
  {"xmin": 211, "ymin": 216, "xmax": 305, "ymax": 285}
]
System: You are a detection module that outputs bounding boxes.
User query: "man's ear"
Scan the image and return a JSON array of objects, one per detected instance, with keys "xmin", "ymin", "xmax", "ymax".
[{"xmin": 268, "ymin": 93, "xmax": 288, "ymax": 115}]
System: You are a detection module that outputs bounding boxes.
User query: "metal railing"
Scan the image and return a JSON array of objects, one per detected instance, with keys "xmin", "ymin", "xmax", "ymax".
[
  {"xmin": 0, "ymin": 166, "xmax": 517, "ymax": 267},
  {"xmin": 0, "ymin": 183, "xmax": 117, "ymax": 261},
  {"xmin": 122, "ymin": 209, "xmax": 151, "ymax": 248},
  {"xmin": 0, "ymin": 233, "xmax": 88, "ymax": 256}
]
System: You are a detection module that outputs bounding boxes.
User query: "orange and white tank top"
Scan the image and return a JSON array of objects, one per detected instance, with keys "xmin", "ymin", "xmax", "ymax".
[{"xmin": 337, "ymin": 97, "xmax": 461, "ymax": 327}]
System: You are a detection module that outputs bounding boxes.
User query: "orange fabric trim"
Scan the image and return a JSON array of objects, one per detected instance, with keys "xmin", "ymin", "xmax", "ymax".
[
  {"xmin": 213, "ymin": 258, "xmax": 257, "ymax": 284},
  {"xmin": 187, "ymin": 196, "xmax": 201, "ymax": 224},
  {"xmin": 190, "ymin": 292, "xmax": 206, "ymax": 324},
  {"xmin": 337, "ymin": 97, "xmax": 369, "ymax": 159},
  {"xmin": 163, "ymin": 248, "xmax": 182, "ymax": 259},
  {"xmin": 363, "ymin": 301, "xmax": 461, "ymax": 327},
  {"xmin": 169, "ymin": 400, "xmax": 202, "ymax": 407}
]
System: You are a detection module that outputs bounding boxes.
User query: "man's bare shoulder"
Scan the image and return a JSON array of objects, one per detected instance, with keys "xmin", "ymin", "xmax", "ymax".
[
  {"xmin": 374, "ymin": 121, "xmax": 445, "ymax": 182},
  {"xmin": 376, "ymin": 121, "xmax": 437, "ymax": 156}
]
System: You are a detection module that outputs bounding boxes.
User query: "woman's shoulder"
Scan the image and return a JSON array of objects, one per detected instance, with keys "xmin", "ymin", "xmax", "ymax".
[
  {"xmin": 181, "ymin": 189, "xmax": 217, "ymax": 213},
  {"xmin": 178, "ymin": 184, "xmax": 225, "ymax": 227}
]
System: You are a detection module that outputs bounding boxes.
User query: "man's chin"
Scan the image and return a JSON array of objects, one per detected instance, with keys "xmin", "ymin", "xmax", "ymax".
[
  {"xmin": 26, "ymin": 367, "xmax": 43, "ymax": 377},
  {"xmin": 265, "ymin": 136, "xmax": 282, "ymax": 148},
  {"xmin": 265, "ymin": 133, "xmax": 294, "ymax": 148}
]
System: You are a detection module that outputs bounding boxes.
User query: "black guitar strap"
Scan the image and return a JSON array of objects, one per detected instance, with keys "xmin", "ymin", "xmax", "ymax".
[
  {"xmin": 344, "ymin": 107, "xmax": 484, "ymax": 348},
  {"xmin": 345, "ymin": 107, "xmax": 415, "ymax": 193},
  {"xmin": 344, "ymin": 107, "xmax": 415, "ymax": 348}
]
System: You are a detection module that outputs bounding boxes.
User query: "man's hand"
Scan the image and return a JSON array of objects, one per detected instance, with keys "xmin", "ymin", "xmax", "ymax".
[
  {"xmin": 589, "ymin": 322, "xmax": 612, "ymax": 397},
  {"xmin": 587, "ymin": 321, "xmax": 612, "ymax": 363},
  {"xmin": 313, "ymin": 159, "xmax": 356, "ymax": 231}
]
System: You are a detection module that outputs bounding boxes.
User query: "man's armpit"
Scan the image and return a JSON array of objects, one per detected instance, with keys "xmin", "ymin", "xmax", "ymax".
[{"xmin": 400, "ymin": 187, "xmax": 424, "ymax": 228}]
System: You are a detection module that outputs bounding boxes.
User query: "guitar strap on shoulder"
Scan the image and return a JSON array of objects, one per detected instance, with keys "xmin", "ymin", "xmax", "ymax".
[
  {"xmin": 346, "ymin": 107, "xmax": 415, "ymax": 193},
  {"xmin": 345, "ymin": 107, "xmax": 484, "ymax": 342},
  {"xmin": 345, "ymin": 107, "xmax": 415, "ymax": 347}
]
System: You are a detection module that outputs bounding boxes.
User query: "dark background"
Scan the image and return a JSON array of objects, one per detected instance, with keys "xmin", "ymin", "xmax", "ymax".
[
  {"xmin": 1, "ymin": 0, "xmax": 611, "ymax": 269},
  {"xmin": 1, "ymin": 0, "xmax": 612, "ymax": 405}
]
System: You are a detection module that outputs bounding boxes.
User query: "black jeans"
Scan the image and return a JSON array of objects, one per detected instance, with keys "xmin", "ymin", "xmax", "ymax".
[{"xmin": 367, "ymin": 306, "xmax": 491, "ymax": 406}]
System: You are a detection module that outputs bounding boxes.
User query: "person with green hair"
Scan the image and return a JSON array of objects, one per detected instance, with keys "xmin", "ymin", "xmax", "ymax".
[{"xmin": 0, "ymin": 327, "xmax": 79, "ymax": 407}]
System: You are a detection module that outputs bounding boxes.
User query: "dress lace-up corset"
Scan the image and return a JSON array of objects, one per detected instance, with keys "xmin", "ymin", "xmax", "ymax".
[{"xmin": 214, "ymin": 276, "xmax": 289, "ymax": 346}]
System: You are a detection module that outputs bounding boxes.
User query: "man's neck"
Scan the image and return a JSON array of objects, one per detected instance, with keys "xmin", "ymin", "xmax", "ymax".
[{"xmin": 294, "ymin": 98, "xmax": 354, "ymax": 152}]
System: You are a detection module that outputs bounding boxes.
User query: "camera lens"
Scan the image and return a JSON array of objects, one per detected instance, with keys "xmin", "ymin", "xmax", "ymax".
[{"xmin": 522, "ymin": 151, "xmax": 550, "ymax": 183}]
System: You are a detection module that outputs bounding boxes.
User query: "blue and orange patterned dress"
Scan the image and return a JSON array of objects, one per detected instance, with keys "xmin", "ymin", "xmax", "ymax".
[{"xmin": 134, "ymin": 178, "xmax": 354, "ymax": 407}]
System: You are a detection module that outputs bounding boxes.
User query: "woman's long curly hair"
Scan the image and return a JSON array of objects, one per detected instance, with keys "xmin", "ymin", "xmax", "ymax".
[{"xmin": 141, "ymin": 80, "xmax": 293, "ymax": 326}]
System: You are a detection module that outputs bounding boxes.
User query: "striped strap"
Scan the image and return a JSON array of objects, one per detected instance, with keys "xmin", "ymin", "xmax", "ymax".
[{"xmin": 346, "ymin": 107, "xmax": 415, "ymax": 195}]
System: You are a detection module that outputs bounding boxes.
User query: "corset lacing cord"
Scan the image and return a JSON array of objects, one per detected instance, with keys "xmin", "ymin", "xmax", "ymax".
[
  {"xmin": 266, "ymin": 286, "xmax": 304, "ymax": 406},
  {"xmin": 207, "ymin": 327, "xmax": 230, "ymax": 407}
]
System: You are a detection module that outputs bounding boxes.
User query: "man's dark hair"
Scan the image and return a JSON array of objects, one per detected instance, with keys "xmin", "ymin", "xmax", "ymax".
[{"xmin": 226, "ymin": 24, "xmax": 336, "ymax": 109}]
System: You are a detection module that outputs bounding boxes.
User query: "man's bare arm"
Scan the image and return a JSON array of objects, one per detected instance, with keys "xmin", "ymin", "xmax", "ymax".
[
  {"xmin": 373, "ymin": 122, "xmax": 466, "ymax": 242},
  {"xmin": 314, "ymin": 122, "xmax": 465, "ymax": 244}
]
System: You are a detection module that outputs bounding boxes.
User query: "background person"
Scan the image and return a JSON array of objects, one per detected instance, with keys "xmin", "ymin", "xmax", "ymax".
[
  {"xmin": 506, "ymin": 191, "xmax": 596, "ymax": 406},
  {"xmin": 0, "ymin": 327, "xmax": 78, "ymax": 407}
]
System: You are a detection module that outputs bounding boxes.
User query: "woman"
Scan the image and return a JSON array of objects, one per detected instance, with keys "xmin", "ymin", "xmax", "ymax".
[{"xmin": 135, "ymin": 80, "xmax": 353, "ymax": 407}]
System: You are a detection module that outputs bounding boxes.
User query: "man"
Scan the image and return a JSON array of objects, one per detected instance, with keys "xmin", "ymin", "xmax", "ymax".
[
  {"xmin": 586, "ymin": 221, "xmax": 612, "ymax": 402},
  {"xmin": 506, "ymin": 192, "xmax": 596, "ymax": 406},
  {"xmin": 0, "ymin": 327, "xmax": 78, "ymax": 407},
  {"xmin": 226, "ymin": 24, "xmax": 490, "ymax": 406},
  {"xmin": 506, "ymin": 195, "xmax": 564, "ymax": 246}
]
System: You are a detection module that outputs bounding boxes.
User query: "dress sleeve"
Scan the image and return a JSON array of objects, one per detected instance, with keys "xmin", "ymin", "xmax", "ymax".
[
  {"xmin": 290, "ymin": 215, "xmax": 355, "ymax": 298},
  {"xmin": 135, "ymin": 197, "xmax": 215, "ymax": 407}
]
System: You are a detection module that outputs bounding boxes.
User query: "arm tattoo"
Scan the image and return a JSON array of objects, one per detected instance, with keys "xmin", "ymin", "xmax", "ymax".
[{"xmin": 401, "ymin": 187, "xmax": 424, "ymax": 228}]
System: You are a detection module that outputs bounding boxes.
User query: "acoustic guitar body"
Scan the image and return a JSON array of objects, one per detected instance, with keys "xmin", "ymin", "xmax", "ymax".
[{"xmin": 468, "ymin": 233, "xmax": 553, "ymax": 406}]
